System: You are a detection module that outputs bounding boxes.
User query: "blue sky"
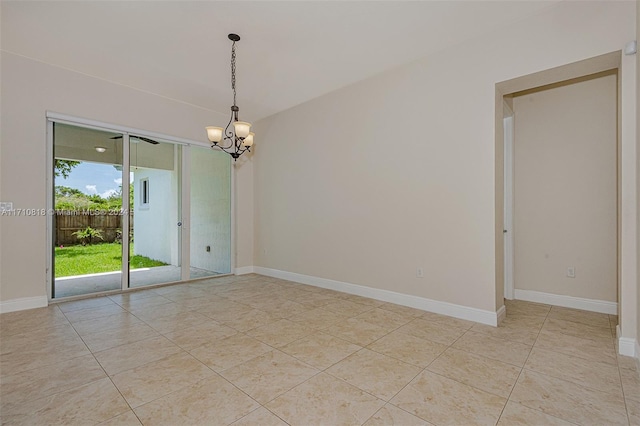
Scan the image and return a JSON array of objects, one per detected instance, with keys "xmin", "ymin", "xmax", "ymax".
[{"xmin": 56, "ymin": 161, "xmax": 133, "ymax": 198}]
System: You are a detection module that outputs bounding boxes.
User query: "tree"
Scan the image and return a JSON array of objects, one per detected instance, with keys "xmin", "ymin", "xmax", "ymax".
[{"xmin": 54, "ymin": 159, "xmax": 80, "ymax": 179}]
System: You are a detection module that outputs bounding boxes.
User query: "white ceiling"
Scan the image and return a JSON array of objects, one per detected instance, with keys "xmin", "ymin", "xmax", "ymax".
[{"xmin": 1, "ymin": 1, "xmax": 561, "ymax": 122}]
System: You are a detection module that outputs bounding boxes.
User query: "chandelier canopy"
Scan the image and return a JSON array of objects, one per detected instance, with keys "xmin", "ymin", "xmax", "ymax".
[{"xmin": 206, "ymin": 34, "xmax": 254, "ymax": 161}]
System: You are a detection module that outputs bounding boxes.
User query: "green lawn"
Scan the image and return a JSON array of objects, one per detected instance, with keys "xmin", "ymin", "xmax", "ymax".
[{"xmin": 55, "ymin": 243, "xmax": 167, "ymax": 277}]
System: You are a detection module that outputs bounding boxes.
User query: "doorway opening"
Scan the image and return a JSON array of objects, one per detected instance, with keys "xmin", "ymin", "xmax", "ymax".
[{"xmin": 496, "ymin": 52, "xmax": 622, "ymax": 318}]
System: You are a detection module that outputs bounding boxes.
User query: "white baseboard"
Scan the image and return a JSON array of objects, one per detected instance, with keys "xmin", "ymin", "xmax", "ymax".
[
  {"xmin": 254, "ymin": 266, "xmax": 501, "ymax": 326},
  {"xmin": 234, "ymin": 266, "xmax": 255, "ymax": 275},
  {"xmin": 514, "ymin": 289, "xmax": 617, "ymax": 315},
  {"xmin": 0, "ymin": 296, "xmax": 48, "ymax": 314},
  {"xmin": 497, "ymin": 305, "xmax": 507, "ymax": 324},
  {"xmin": 618, "ymin": 336, "xmax": 638, "ymax": 358}
]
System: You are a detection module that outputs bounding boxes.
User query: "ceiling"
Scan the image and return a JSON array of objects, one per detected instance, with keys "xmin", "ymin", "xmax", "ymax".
[{"xmin": 1, "ymin": 1, "xmax": 561, "ymax": 122}]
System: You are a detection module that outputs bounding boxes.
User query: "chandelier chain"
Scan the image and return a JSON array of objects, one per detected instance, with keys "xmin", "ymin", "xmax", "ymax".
[{"xmin": 231, "ymin": 41, "xmax": 237, "ymax": 107}]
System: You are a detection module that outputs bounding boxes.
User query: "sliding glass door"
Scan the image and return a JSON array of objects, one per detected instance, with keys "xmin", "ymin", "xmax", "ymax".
[
  {"xmin": 52, "ymin": 123, "xmax": 125, "ymax": 298},
  {"xmin": 129, "ymin": 138, "xmax": 183, "ymax": 288},
  {"xmin": 50, "ymin": 119, "xmax": 232, "ymax": 299},
  {"xmin": 189, "ymin": 146, "xmax": 231, "ymax": 278}
]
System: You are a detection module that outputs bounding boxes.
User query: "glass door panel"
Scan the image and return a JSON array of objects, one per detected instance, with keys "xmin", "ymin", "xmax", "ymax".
[
  {"xmin": 52, "ymin": 123, "xmax": 124, "ymax": 298},
  {"xmin": 189, "ymin": 146, "xmax": 231, "ymax": 278},
  {"xmin": 129, "ymin": 137, "xmax": 182, "ymax": 288}
]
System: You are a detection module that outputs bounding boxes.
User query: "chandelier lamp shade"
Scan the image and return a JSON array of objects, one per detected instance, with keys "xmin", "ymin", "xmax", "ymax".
[{"xmin": 206, "ymin": 33, "xmax": 254, "ymax": 161}]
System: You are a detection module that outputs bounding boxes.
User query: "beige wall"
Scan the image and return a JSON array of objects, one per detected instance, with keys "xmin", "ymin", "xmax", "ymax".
[
  {"xmin": 512, "ymin": 75, "xmax": 617, "ymax": 302},
  {"xmin": 253, "ymin": 1, "xmax": 635, "ymax": 313},
  {"xmin": 0, "ymin": 52, "xmax": 255, "ymax": 303}
]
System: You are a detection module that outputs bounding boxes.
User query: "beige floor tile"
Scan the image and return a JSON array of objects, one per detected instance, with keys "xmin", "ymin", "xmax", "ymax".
[
  {"xmin": 246, "ymin": 318, "xmax": 314, "ymax": 347},
  {"xmin": 288, "ymin": 292, "xmax": 340, "ymax": 308},
  {"xmin": 497, "ymin": 401, "xmax": 575, "ymax": 426},
  {"xmin": 627, "ymin": 397, "xmax": 640, "ymax": 425},
  {"xmin": 196, "ymin": 300, "xmax": 254, "ymax": 322},
  {"xmin": 0, "ymin": 354, "xmax": 106, "ymax": 413},
  {"xmin": 221, "ymin": 350, "xmax": 318, "ymax": 404},
  {"xmin": 231, "ymin": 407, "xmax": 288, "ymax": 426},
  {"xmin": 1, "ymin": 322, "xmax": 80, "ymax": 355},
  {"xmin": 524, "ymin": 347, "xmax": 623, "ymax": 397},
  {"xmin": 510, "ymin": 370, "xmax": 628, "ymax": 426},
  {"xmin": 279, "ymin": 331, "xmax": 362, "ymax": 370},
  {"xmin": 324, "ymin": 317, "xmax": 391, "ymax": 346},
  {"xmin": 152, "ymin": 286, "xmax": 210, "ymax": 299},
  {"xmin": 535, "ymin": 329, "xmax": 617, "ymax": 365},
  {"xmin": 71, "ymin": 312, "xmax": 143, "ymax": 336},
  {"xmin": 113, "ymin": 294, "xmax": 173, "ymax": 310},
  {"xmin": 1, "ymin": 377, "xmax": 129, "ymax": 424},
  {"xmin": 111, "ymin": 352, "xmax": 214, "ymax": 407},
  {"xmin": 504, "ymin": 299, "xmax": 551, "ymax": 317},
  {"xmin": 189, "ymin": 333, "xmax": 272, "ymax": 371},
  {"xmin": 217, "ymin": 308, "xmax": 279, "ymax": 332},
  {"xmin": 618, "ymin": 354, "xmax": 639, "ymax": 372},
  {"xmin": 125, "ymin": 302, "xmax": 192, "ymax": 323},
  {"xmin": 98, "ymin": 410, "xmax": 142, "ymax": 425},
  {"xmin": 239, "ymin": 295, "xmax": 288, "ymax": 310},
  {"xmin": 397, "ymin": 318, "xmax": 466, "ymax": 346},
  {"xmin": 80, "ymin": 322, "xmax": 160, "ymax": 353},
  {"xmin": 339, "ymin": 294, "xmax": 385, "ymax": 308},
  {"xmin": 470, "ymin": 315, "xmax": 544, "ymax": 345},
  {"xmin": 364, "ymin": 404, "xmax": 432, "ymax": 425},
  {"xmin": 1, "ymin": 333, "xmax": 91, "ymax": 376},
  {"xmin": 427, "ymin": 348, "xmax": 521, "ymax": 398},
  {"xmin": 367, "ymin": 330, "xmax": 447, "ymax": 368},
  {"xmin": 391, "ymin": 370, "xmax": 506, "ymax": 426},
  {"xmin": 107, "ymin": 289, "xmax": 159, "ymax": 304},
  {"xmin": 326, "ymin": 348, "xmax": 421, "ymax": 401},
  {"xmin": 356, "ymin": 308, "xmax": 416, "ymax": 331},
  {"xmin": 379, "ymin": 303, "xmax": 426, "ymax": 318},
  {"xmin": 162, "ymin": 320, "xmax": 237, "ymax": 351},
  {"xmin": 93, "ymin": 335, "xmax": 182, "ymax": 375},
  {"xmin": 258, "ymin": 300, "xmax": 311, "ymax": 319},
  {"xmin": 143, "ymin": 310, "xmax": 212, "ymax": 334},
  {"xmin": 63, "ymin": 303, "xmax": 127, "ymax": 323},
  {"xmin": 58, "ymin": 296, "xmax": 118, "ymax": 313},
  {"xmin": 548, "ymin": 306, "xmax": 611, "ymax": 328},
  {"xmin": 163, "ymin": 292, "xmax": 222, "ymax": 307},
  {"xmin": 324, "ymin": 299, "xmax": 375, "ymax": 316},
  {"xmin": 266, "ymin": 372, "xmax": 385, "ymax": 425},
  {"xmin": 0, "ymin": 306, "xmax": 68, "ymax": 337},
  {"xmin": 133, "ymin": 375, "xmax": 259, "ymax": 425},
  {"xmin": 452, "ymin": 330, "xmax": 532, "ymax": 367},
  {"xmin": 620, "ymin": 367, "xmax": 640, "ymax": 403},
  {"xmin": 420, "ymin": 312, "xmax": 475, "ymax": 330},
  {"xmin": 2, "ymin": 279, "xmax": 632, "ymax": 426},
  {"xmin": 288, "ymin": 307, "xmax": 352, "ymax": 330},
  {"xmin": 542, "ymin": 317, "xmax": 615, "ymax": 343}
]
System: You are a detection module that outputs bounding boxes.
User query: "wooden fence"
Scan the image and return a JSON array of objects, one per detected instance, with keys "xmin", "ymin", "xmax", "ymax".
[{"xmin": 55, "ymin": 211, "xmax": 133, "ymax": 246}]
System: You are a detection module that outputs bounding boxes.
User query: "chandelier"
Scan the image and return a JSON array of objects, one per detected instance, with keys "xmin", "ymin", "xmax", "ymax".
[{"xmin": 206, "ymin": 34, "xmax": 254, "ymax": 160}]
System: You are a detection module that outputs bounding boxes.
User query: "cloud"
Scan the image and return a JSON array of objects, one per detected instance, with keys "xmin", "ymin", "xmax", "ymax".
[
  {"xmin": 100, "ymin": 189, "xmax": 118, "ymax": 199},
  {"xmin": 85, "ymin": 185, "xmax": 97, "ymax": 194},
  {"xmin": 114, "ymin": 178, "xmax": 123, "ymax": 185}
]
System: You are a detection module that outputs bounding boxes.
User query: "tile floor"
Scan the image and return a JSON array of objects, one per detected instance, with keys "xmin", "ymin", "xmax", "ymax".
[{"xmin": 1, "ymin": 274, "xmax": 638, "ymax": 425}]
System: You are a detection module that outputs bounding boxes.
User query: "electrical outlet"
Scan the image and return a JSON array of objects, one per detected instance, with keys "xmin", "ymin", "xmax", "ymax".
[
  {"xmin": 416, "ymin": 267, "xmax": 424, "ymax": 278},
  {"xmin": 567, "ymin": 266, "xmax": 576, "ymax": 278}
]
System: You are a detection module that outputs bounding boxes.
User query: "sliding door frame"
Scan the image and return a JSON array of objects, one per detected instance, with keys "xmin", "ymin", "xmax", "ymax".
[{"xmin": 46, "ymin": 112, "xmax": 235, "ymax": 301}]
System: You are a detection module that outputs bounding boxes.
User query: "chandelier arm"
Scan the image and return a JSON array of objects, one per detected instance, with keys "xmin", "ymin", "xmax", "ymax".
[{"xmin": 213, "ymin": 114, "xmax": 236, "ymax": 152}]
